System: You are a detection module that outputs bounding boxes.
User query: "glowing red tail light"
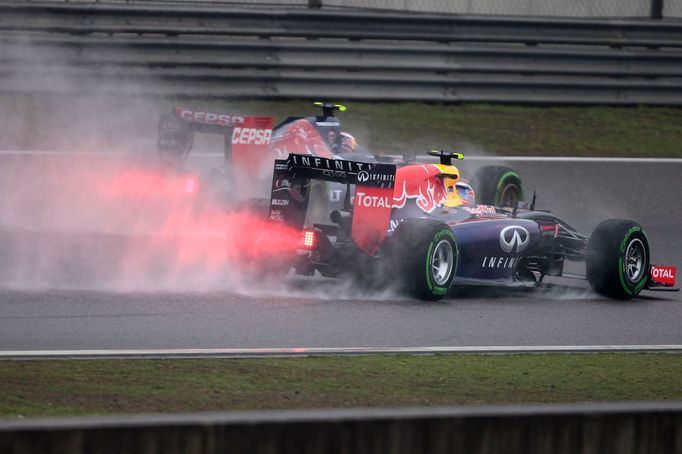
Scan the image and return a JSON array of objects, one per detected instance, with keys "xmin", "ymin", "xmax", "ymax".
[{"xmin": 301, "ymin": 229, "xmax": 317, "ymax": 250}]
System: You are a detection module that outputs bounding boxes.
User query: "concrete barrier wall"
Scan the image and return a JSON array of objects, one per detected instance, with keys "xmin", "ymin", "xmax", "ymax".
[{"xmin": 1, "ymin": 402, "xmax": 681, "ymax": 454}]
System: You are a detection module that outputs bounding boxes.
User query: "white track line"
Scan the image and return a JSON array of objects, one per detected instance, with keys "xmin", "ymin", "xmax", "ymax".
[
  {"xmin": 1, "ymin": 345, "xmax": 681, "ymax": 360},
  {"xmin": 1, "ymin": 150, "xmax": 682, "ymax": 163}
]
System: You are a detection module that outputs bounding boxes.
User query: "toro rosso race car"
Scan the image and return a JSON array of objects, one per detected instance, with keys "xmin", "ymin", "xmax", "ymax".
[{"xmin": 157, "ymin": 102, "xmax": 677, "ymax": 300}]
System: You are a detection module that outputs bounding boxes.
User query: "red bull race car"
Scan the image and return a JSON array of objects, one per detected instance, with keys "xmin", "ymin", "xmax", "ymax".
[{"xmin": 157, "ymin": 103, "xmax": 677, "ymax": 300}]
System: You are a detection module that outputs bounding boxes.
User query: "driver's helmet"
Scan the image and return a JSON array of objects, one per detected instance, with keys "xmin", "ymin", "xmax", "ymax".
[
  {"xmin": 436, "ymin": 164, "xmax": 464, "ymax": 207},
  {"xmin": 443, "ymin": 179, "xmax": 476, "ymax": 207},
  {"xmin": 339, "ymin": 131, "xmax": 358, "ymax": 153},
  {"xmin": 456, "ymin": 182, "xmax": 476, "ymax": 205},
  {"xmin": 442, "ymin": 175, "xmax": 461, "ymax": 207}
]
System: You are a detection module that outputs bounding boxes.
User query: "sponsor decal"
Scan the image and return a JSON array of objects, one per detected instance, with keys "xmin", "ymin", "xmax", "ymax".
[
  {"xmin": 463, "ymin": 205, "xmax": 496, "ymax": 215},
  {"xmin": 176, "ymin": 108, "xmax": 243, "ymax": 127},
  {"xmin": 650, "ymin": 265, "xmax": 676, "ymax": 286},
  {"xmin": 272, "ymin": 175, "xmax": 291, "ymax": 193},
  {"xmin": 286, "ymin": 154, "xmax": 395, "ymax": 187},
  {"xmin": 389, "ymin": 218, "xmax": 404, "ymax": 232},
  {"xmin": 322, "ymin": 170, "xmax": 348, "ymax": 179},
  {"xmin": 329, "ymin": 189, "xmax": 343, "ymax": 202},
  {"xmin": 289, "ymin": 154, "xmax": 367, "ymax": 173},
  {"xmin": 392, "ymin": 165, "xmax": 448, "ymax": 214},
  {"xmin": 499, "ymin": 225, "xmax": 530, "ymax": 253},
  {"xmin": 271, "ymin": 198, "xmax": 289, "ymax": 206},
  {"xmin": 482, "ymin": 256, "xmax": 520, "ymax": 269},
  {"xmin": 620, "ymin": 226, "xmax": 641, "ymax": 252},
  {"xmin": 231, "ymin": 127, "xmax": 272, "ymax": 145},
  {"xmin": 316, "ymin": 121, "xmax": 340, "ymax": 127},
  {"xmin": 269, "ymin": 209, "xmax": 284, "ymax": 222},
  {"xmin": 355, "ymin": 192, "xmax": 391, "ymax": 208}
]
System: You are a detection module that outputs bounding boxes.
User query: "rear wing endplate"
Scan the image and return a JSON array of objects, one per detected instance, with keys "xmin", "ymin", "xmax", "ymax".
[{"xmin": 158, "ymin": 107, "xmax": 274, "ymax": 194}]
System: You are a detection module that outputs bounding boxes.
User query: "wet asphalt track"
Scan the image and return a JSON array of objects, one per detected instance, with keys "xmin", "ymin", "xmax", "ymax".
[{"xmin": 0, "ymin": 158, "xmax": 681, "ymax": 351}]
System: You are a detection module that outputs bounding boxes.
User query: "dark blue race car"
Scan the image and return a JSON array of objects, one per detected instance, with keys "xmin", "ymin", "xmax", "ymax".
[
  {"xmin": 258, "ymin": 150, "xmax": 678, "ymax": 301},
  {"xmin": 156, "ymin": 102, "xmax": 677, "ymax": 301}
]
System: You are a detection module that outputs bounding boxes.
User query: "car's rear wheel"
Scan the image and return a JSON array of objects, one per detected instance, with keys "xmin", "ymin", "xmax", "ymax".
[
  {"xmin": 390, "ymin": 219, "xmax": 458, "ymax": 301},
  {"xmin": 471, "ymin": 166, "xmax": 523, "ymax": 208},
  {"xmin": 586, "ymin": 219, "xmax": 650, "ymax": 299}
]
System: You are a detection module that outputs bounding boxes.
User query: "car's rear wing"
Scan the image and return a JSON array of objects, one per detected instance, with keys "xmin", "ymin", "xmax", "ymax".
[
  {"xmin": 269, "ymin": 154, "xmax": 396, "ymax": 256},
  {"xmin": 158, "ymin": 107, "xmax": 274, "ymax": 192}
]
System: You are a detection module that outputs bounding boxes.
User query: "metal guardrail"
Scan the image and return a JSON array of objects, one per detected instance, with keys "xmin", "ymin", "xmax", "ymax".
[
  {"xmin": 16, "ymin": 0, "xmax": 681, "ymax": 19},
  {"xmin": 1, "ymin": 1, "xmax": 681, "ymax": 104},
  {"xmin": 1, "ymin": 402, "xmax": 681, "ymax": 453}
]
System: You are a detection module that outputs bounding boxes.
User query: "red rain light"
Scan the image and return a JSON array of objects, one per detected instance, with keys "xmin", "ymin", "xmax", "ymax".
[
  {"xmin": 301, "ymin": 229, "xmax": 317, "ymax": 249},
  {"xmin": 184, "ymin": 177, "xmax": 198, "ymax": 194}
]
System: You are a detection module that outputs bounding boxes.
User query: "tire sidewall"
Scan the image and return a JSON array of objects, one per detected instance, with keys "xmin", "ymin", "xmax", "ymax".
[
  {"xmin": 391, "ymin": 220, "xmax": 458, "ymax": 300},
  {"xmin": 423, "ymin": 228, "xmax": 458, "ymax": 298},
  {"xmin": 617, "ymin": 225, "xmax": 649, "ymax": 297},
  {"xmin": 587, "ymin": 220, "xmax": 650, "ymax": 299}
]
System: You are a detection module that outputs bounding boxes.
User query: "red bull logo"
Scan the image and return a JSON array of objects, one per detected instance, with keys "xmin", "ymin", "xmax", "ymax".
[{"xmin": 392, "ymin": 165, "xmax": 448, "ymax": 213}]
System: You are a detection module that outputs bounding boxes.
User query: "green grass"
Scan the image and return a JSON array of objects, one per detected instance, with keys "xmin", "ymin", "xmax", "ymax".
[
  {"xmin": 185, "ymin": 100, "xmax": 682, "ymax": 157},
  {"xmin": 1, "ymin": 95, "xmax": 681, "ymax": 156},
  {"xmin": 2, "ymin": 353, "xmax": 681, "ymax": 418}
]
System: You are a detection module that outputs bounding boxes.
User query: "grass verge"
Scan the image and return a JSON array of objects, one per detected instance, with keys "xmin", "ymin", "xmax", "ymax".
[
  {"xmin": 2, "ymin": 95, "xmax": 681, "ymax": 156},
  {"xmin": 1, "ymin": 353, "xmax": 681, "ymax": 418}
]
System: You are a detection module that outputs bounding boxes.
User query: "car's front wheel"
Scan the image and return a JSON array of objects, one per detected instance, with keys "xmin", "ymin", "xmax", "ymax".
[
  {"xmin": 586, "ymin": 219, "xmax": 650, "ymax": 299},
  {"xmin": 390, "ymin": 219, "xmax": 458, "ymax": 301}
]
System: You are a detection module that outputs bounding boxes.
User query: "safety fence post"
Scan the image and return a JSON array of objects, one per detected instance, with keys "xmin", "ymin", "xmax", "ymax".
[{"xmin": 650, "ymin": 0, "xmax": 664, "ymax": 18}]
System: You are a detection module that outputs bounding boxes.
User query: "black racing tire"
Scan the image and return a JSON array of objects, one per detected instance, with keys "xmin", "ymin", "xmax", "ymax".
[
  {"xmin": 586, "ymin": 219, "xmax": 650, "ymax": 299},
  {"xmin": 470, "ymin": 166, "xmax": 523, "ymax": 208},
  {"xmin": 389, "ymin": 219, "xmax": 458, "ymax": 301}
]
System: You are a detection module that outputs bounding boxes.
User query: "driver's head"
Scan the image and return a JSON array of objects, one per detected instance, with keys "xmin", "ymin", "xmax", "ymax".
[
  {"xmin": 436, "ymin": 165, "xmax": 462, "ymax": 207},
  {"xmin": 339, "ymin": 132, "xmax": 358, "ymax": 153},
  {"xmin": 442, "ymin": 175, "xmax": 463, "ymax": 207},
  {"xmin": 456, "ymin": 182, "xmax": 476, "ymax": 205}
]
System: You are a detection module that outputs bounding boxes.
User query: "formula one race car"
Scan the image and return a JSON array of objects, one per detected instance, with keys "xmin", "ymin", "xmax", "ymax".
[
  {"xmin": 247, "ymin": 151, "xmax": 677, "ymax": 301},
  {"xmin": 156, "ymin": 102, "xmax": 676, "ymax": 300}
]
